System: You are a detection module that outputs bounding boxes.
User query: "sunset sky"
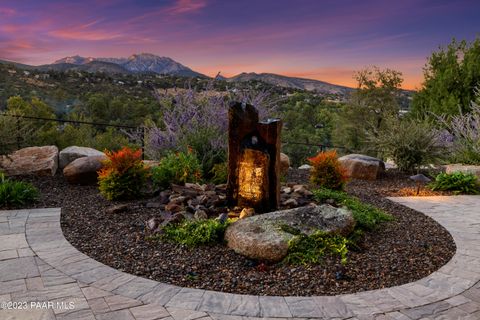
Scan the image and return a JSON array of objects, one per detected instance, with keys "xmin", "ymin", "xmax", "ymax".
[{"xmin": 1, "ymin": 0, "xmax": 479, "ymax": 89}]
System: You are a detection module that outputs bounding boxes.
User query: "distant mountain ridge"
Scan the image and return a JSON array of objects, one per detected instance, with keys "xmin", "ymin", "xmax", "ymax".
[
  {"xmin": 53, "ymin": 53, "xmax": 205, "ymax": 77},
  {"xmin": 1, "ymin": 54, "xmax": 357, "ymax": 95},
  {"xmin": 228, "ymin": 72, "xmax": 353, "ymax": 95}
]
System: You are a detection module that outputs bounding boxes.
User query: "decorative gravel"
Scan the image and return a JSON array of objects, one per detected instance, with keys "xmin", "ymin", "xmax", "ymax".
[{"xmin": 16, "ymin": 170, "xmax": 455, "ymax": 296}]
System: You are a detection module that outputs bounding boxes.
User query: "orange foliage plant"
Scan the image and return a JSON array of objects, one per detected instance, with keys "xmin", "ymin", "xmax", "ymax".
[
  {"xmin": 98, "ymin": 147, "xmax": 148, "ymax": 200},
  {"xmin": 308, "ymin": 150, "xmax": 349, "ymax": 190}
]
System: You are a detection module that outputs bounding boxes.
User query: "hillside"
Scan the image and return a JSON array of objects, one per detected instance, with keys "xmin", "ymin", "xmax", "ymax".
[
  {"xmin": 38, "ymin": 61, "xmax": 130, "ymax": 74},
  {"xmin": 228, "ymin": 72, "xmax": 353, "ymax": 95}
]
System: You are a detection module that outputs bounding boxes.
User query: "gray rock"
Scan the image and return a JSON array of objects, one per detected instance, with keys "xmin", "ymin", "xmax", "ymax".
[
  {"xmin": 282, "ymin": 198, "xmax": 298, "ymax": 208},
  {"xmin": 169, "ymin": 196, "xmax": 187, "ymax": 205},
  {"xmin": 338, "ymin": 153, "xmax": 385, "ymax": 180},
  {"xmin": 105, "ymin": 204, "xmax": 129, "ymax": 214},
  {"xmin": 194, "ymin": 209, "xmax": 208, "ymax": 220},
  {"xmin": 292, "ymin": 184, "xmax": 313, "ymax": 196},
  {"xmin": 225, "ymin": 204, "xmax": 355, "ymax": 262},
  {"xmin": 147, "ymin": 217, "xmax": 160, "ymax": 231},
  {"xmin": 282, "ymin": 187, "xmax": 292, "ymax": 194},
  {"xmin": 59, "ymin": 146, "xmax": 105, "ymax": 169}
]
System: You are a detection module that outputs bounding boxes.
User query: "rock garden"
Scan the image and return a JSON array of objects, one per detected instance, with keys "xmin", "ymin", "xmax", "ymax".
[{"xmin": 3, "ymin": 102, "xmax": 478, "ymax": 297}]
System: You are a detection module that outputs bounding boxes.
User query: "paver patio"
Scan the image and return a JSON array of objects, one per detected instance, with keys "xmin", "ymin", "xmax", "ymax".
[{"xmin": 0, "ymin": 195, "xmax": 479, "ymax": 319}]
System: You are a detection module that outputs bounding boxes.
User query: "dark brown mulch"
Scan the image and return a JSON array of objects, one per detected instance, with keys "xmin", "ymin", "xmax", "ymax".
[{"xmin": 13, "ymin": 170, "xmax": 455, "ymax": 296}]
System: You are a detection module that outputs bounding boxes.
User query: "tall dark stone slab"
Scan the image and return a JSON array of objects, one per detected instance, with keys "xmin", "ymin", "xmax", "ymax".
[{"xmin": 226, "ymin": 102, "xmax": 282, "ymax": 213}]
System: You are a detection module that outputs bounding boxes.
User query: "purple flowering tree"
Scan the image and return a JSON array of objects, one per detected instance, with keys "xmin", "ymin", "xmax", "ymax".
[
  {"xmin": 145, "ymin": 86, "xmax": 277, "ymax": 174},
  {"xmin": 437, "ymin": 93, "xmax": 480, "ymax": 164}
]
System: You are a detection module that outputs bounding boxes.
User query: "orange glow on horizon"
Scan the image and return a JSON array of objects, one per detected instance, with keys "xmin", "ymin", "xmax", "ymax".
[{"xmin": 196, "ymin": 67, "xmax": 422, "ymax": 90}]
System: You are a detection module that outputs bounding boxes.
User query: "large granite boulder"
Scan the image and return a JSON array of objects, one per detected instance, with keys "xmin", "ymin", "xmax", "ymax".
[
  {"xmin": 0, "ymin": 146, "xmax": 58, "ymax": 176},
  {"xmin": 280, "ymin": 153, "xmax": 290, "ymax": 175},
  {"xmin": 225, "ymin": 204, "xmax": 355, "ymax": 262},
  {"xmin": 63, "ymin": 155, "xmax": 106, "ymax": 185},
  {"xmin": 445, "ymin": 164, "xmax": 480, "ymax": 179},
  {"xmin": 59, "ymin": 146, "xmax": 105, "ymax": 169},
  {"xmin": 339, "ymin": 154, "xmax": 385, "ymax": 180}
]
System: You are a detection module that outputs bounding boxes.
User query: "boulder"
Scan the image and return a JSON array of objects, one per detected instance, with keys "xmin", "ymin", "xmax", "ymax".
[
  {"xmin": 280, "ymin": 153, "xmax": 290, "ymax": 175},
  {"xmin": 445, "ymin": 164, "xmax": 480, "ymax": 179},
  {"xmin": 339, "ymin": 154, "xmax": 385, "ymax": 180},
  {"xmin": 63, "ymin": 155, "xmax": 106, "ymax": 185},
  {"xmin": 0, "ymin": 146, "xmax": 58, "ymax": 176},
  {"xmin": 225, "ymin": 204, "xmax": 355, "ymax": 262},
  {"xmin": 59, "ymin": 146, "xmax": 105, "ymax": 169}
]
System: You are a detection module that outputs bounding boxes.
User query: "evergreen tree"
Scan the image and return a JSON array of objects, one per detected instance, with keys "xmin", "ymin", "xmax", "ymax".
[{"xmin": 412, "ymin": 38, "xmax": 480, "ymax": 117}]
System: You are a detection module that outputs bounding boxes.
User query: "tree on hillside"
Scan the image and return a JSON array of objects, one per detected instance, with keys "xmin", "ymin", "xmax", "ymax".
[
  {"xmin": 333, "ymin": 66, "xmax": 403, "ymax": 154},
  {"xmin": 6, "ymin": 96, "xmax": 57, "ymax": 147},
  {"xmin": 280, "ymin": 92, "xmax": 339, "ymax": 166},
  {"xmin": 411, "ymin": 38, "xmax": 480, "ymax": 117}
]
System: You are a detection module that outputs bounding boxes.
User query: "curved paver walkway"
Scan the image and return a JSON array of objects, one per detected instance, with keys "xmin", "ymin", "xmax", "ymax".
[{"xmin": 0, "ymin": 196, "xmax": 479, "ymax": 319}]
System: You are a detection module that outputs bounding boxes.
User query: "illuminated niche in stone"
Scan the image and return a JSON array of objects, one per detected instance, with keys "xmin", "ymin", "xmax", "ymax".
[{"xmin": 226, "ymin": 102, "xmax": 282, "ymax": 213}]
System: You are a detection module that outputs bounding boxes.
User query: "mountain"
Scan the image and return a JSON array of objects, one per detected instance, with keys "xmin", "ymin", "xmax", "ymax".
[
  {"xmin": 53, "ymin": 55, "xmax": 95, "ymax": 65},
  {"xmin": 52, "ymin": 53, "xmax": 205, "ymax": 77},
  {"xmin": 228, "ymin": 72, "xmax": 353, "ymax": 95},
  {"xmin": 1, "ymin": 55, "xmax": 358, "ymax": 95}
]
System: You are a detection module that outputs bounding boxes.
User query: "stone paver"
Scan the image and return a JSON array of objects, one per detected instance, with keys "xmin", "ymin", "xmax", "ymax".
[{"xmin": 0, "ymin": 196, "xmax": 479, "ymax": 319}]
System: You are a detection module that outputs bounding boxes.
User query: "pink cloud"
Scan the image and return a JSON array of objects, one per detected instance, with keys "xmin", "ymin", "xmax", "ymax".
[
  {"xmin": 48, "ymin": 20, "xmax": 121, "ymax": 41},
  {"xmin": 0, "ymin": 7, "xmax": 15, "ymax": 16},
  {"xmin": 166, "ymin": 0, "xmax": 207, "ymax": 14}
]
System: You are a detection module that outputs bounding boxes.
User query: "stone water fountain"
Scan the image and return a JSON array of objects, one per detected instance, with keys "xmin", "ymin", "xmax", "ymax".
[{"xmin": 226, "ymin": 102, "xmax": 282, "ymax": 213}]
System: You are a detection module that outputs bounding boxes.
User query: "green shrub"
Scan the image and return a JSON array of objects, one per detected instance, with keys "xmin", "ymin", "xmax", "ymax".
[
  {"xmin": 428, "ymin": 172, "xmax": 480, "ymax": 194},
  {"xmin": 151, "ymin": 150, "xmax": 202, "ymax": 189},
  {"xmin": 209, "ymin": 162, "xmax": 228, "ymax": 184},
  {"xmin": 161, "ymin": 219, "xmax": 230, "ymax": 247},
  {"xmin": 0, "ymin": 173, "xmax": 39, "ymax": 207},
  {"xmin": 313, "ymin": 188, "xmax": 393, "ymax": 230},
  {"xmin": 98, "ymin": 147, "xmax": 148, "ymax": 200},
  {"xmin": 284, "ymin": 231, "xmax": 349, "ymax": 265},
  {"xmin": 308, "ymin": 150, "xmax": 349, "ymax": 190},
  {"xmin": 369, "ymin": 117, "xmax": 445, "ymax": 172}
]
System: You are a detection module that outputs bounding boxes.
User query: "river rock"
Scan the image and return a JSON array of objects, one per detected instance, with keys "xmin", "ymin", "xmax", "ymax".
[
  {"xmin": 339, "ymin": 154, "xmax": 385, "ymax": 180},
  {"xmin": 0, "ymin": 146, "xmax": 58, "ymax": 176},
  {"xmin": 298, "ymin": 164, "xmax": 312, "ymax": 170},
  {"xmin": 63, "ymin": 155, "xmax": 106, "ymax": 185},
  {"xmin": 225, "ymin": 204, "xmax": 355, "ymax": 262},
  {"xmin": 59, "ymin": 146, "xmax": 105, "ymax": 169}
]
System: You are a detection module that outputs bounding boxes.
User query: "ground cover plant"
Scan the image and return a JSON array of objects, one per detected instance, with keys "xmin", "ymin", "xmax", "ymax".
[
  {"xmin": 98, "ymin": 147, "xmax": 148, "ymax": 200},
  {"xmin": 156, "ymin": 218, "xmax": 231, "ymax": 247},
  {"xmin": 429, "ymin": 172, "xmax": 480, "ymax": 194},
  {"xmin": 314, "ymin": 188, "xmax": 393, "ymax": 230},
  {"xmin": 280, "ymin": 187, "xmax": 393, "ymax": 266},
  {"xmin": 285, "ymin": 231, "xmax": 350, "ymax": 265},
  {"xmin": 0, "ymin": 172, "xmax": 38, "ymax": 207}
]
